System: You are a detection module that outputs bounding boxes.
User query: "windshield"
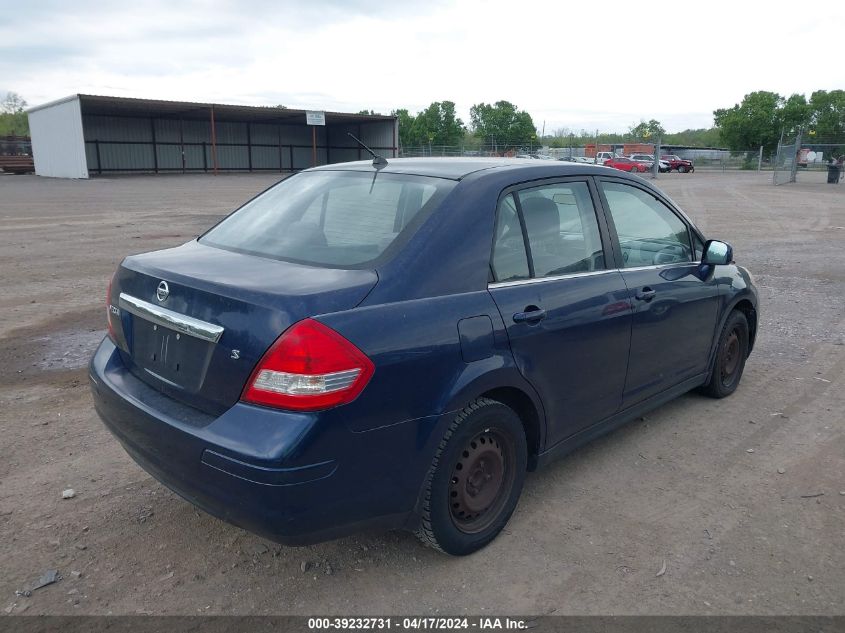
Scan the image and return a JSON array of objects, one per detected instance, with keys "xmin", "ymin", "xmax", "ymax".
[{"xmin": 201, "ymin": 171, "xmax": 455, "ymax": 267}]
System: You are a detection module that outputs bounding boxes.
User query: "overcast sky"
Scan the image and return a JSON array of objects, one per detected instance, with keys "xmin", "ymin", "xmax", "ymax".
[{"xmin": 3, "ymin": 0, "xmax": 843, "ymax": 133}]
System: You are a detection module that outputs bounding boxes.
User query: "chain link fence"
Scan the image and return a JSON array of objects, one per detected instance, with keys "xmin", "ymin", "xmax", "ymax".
[
  {"xmin": 773, "ymin": 141, "xmax": 798, "ymax": 185},
  {"xmin": 399, "ymin": 143, "xmax": 775, "ymax": 169},
  {"xmin": 399, "ymin": 138, "xmax": 845, "ymax": 184},
  {"xmin": 773, "ymin": 133, "xmax": 845, "ymax": 184}
]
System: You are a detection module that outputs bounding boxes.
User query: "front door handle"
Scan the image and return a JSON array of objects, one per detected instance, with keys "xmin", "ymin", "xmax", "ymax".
[
  {"xmin": 513, "ymin": 307, "xmax": 547, "ymax": 324},
  {"xmin": 635, "ymin": 287, "xmax": 656, "ymax": 302}
]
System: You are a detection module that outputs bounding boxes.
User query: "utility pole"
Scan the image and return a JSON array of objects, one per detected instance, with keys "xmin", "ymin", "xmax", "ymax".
[
  {"xmin": 652, "ymin": 137, "xmax": 661, "ymax": 179},
  {"xmin": 789, "ymin": 127, "xmax": 802, "ymax": 184}
]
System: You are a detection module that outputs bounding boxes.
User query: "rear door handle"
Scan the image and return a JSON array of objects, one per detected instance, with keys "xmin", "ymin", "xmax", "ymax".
[
  {"xmin": 635, "ymin": 287, "xmax": 656, "ymax": 302},
  {"xmin": 513, "ymin": 308, "xmax": 547, "ymax": 324}
]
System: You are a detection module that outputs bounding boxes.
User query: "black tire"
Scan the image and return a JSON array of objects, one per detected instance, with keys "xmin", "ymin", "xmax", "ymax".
[
  {"xmin": 700, "ymin": 310, "xmax": 749, "ymax": 398},
  {"xmin": 415, "ymin": 398, "xmax": 527, "ymax": 555},
  {"xmin": 678, "ymin": 165, "xmax": 688, "ymax": 173}
]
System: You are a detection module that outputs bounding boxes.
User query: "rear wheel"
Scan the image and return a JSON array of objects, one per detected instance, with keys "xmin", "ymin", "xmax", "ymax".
[
  {"xmin": 415, "ymin": 398, "xmax": 527, "ymax": 555},
  {"xmin": 700, "ymin": 310, "xmax": 749, "ymax": 398}
]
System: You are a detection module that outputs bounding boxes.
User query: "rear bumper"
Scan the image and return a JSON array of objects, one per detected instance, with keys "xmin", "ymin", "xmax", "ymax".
[{"xmin": 89, "ymin": 338, "xmax": 436, "ymax": 544}]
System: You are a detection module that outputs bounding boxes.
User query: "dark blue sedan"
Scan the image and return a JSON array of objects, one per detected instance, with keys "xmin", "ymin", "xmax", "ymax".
[{"xmin": 90, "ymin": 158, "xmax": 758, "ymax": 555}]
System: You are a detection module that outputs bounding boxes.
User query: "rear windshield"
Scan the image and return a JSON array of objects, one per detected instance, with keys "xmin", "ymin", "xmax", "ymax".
[{"xmin": 200, "ymin": 171, "xmax": 455, "ymax": 267}]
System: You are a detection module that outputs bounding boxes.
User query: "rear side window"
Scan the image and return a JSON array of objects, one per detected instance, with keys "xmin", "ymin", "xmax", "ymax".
[
  {"xmin": 490, "ymin": 181, "xmax": 605, "ymax": 282},
  {"xmin": 601, "ymin": 181, "xmax": 692, "ymax": 267},
  {"xmin": 491, "ymin": 194, "xmax": 530, "ymax": 282},
  {"xmin": 517, "ymin": 182, "xmax": 605, "ymax": 277},
  {"xmin": 201, "ymin": 171, "xmax": 454, "ymax": 267}
]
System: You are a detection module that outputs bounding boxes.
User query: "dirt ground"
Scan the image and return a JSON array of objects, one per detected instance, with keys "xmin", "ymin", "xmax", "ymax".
[{"xmin": 0, "ymin": 170, "xmax": 843, "ymax": 616}]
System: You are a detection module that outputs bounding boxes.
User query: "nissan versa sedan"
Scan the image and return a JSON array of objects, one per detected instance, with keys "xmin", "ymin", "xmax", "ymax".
[{"xmin": 90, "ymin": 157, "xmax": 758, "ymax": 556}]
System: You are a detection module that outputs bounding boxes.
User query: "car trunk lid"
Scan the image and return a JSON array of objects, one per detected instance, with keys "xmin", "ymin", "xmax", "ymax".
[{"xmin": 110, "ymin": 240, "xmax": 377, "ymax": 416}]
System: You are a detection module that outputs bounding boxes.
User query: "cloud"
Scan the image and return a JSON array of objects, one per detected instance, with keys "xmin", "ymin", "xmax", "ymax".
[{"xmin": 5, "ymin": 0, "xmax": 845, "ymax": 132}]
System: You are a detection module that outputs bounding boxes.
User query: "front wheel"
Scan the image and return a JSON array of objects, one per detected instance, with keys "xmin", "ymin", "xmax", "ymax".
[
  {"xmin": 678, "ymin": 165, "xmax": 688, "ymax": 173},
  {"xmin": 415, "ymin": 398, "xmax": 527, "ymax": 555},
  {"xmin": 700, "ymin": 310, "xmax": 749, "ymax": 398}
]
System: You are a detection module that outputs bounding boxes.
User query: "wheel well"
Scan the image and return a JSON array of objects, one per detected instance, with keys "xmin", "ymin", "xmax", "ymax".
[
  {"xmin": 480, "ymin": 387, "xmax": 542, "ymax": 470},
  {"xmin": 734, "ymin": 299, "xmax": 758, "ymax": 353}
]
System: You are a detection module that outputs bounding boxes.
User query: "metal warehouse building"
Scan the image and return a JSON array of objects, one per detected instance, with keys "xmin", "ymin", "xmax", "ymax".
[{"xmin": 27, "ymin": 94, "xmax": 398, "ymax": 179}]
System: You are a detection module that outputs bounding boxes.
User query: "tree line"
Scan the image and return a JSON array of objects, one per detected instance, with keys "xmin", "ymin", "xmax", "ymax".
[
  {"xmin": 388, "ymin": 100, "xmax": 537, "ymax": 152},
  {"xmin": 713, "ymin": 90, "xmax": 845, "ymax": 153},
  {"xmin": 374, "ymin": 89, "xmax": 844, "ymax": 153},
  {"xmin": 5, "ymin": 88, "xmax": 843, "ymax": 153}
]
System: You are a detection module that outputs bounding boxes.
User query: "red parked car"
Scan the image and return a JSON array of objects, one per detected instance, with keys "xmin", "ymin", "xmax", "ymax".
[
  {"xmin": 603, "ymin": 156, "xmax": 648, "ymax": 173},
  {"xmin": 661, "ymin": 155, "xmax": 695, "ymax": 173}
]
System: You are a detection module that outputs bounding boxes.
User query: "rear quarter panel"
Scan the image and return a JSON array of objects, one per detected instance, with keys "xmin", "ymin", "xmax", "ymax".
[{"xmin": 318, "ymin": 291, "xmax": 541, "ymax": 434}]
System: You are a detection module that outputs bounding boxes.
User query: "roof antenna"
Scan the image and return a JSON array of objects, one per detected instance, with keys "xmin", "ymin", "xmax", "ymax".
[{"xmin": 347, "ymin": 132, "xmax": 388, "ymax": 168}]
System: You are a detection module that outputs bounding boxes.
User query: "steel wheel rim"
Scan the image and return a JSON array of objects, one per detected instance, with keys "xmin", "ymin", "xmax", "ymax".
[
  {"xmin": 449, "ymin": 429, "xmax": 515, "ymax": 534},
  {"xmin": 721, "ymin": 329, "xmax": 741, "ymax": 385}
]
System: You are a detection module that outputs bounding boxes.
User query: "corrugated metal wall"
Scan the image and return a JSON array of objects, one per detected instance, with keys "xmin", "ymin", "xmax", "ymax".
[
  {"xmin": 29, "ymin": 96, "xmax": 89, "ymax": 178},
  {"xmin": 82, "ymin": 113, "xmax": 395, "ymax": 175}
]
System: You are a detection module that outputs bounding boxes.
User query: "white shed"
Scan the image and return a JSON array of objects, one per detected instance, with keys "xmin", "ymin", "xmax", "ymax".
[{"xmin": 28, "ymin": 95, "xmax": 89, "ymax": 179}]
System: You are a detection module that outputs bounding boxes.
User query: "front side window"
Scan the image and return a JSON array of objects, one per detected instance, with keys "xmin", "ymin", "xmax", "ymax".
[
  {"xmin": 201, "ymin": 171, "xmax": 454, "ymax": 267},
  {"xmin": 517, "ymin": 181, "xmax": 605, "ymax": 277},
  {"xmin": 601, "ymin": 181, "xmax": 692, "ymax": 267}
]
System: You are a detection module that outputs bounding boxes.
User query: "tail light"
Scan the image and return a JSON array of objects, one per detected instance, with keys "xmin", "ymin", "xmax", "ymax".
[{"xmin": 242, "ymin": 318, "xmax": 375, "ymax": 411}]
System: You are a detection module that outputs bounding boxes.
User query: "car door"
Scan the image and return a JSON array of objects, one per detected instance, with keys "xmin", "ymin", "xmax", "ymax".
[
  {"xmin": 597, "ymin": 178, "xmax": 720, "ymax": 407},
  {"xmin": 488, "ymin": 179, "xmax": 632, "ymax": 446}
]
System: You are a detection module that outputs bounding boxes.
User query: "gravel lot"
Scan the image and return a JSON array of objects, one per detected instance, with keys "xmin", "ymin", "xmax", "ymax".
[{"xmin": 0, "ymin": 170, "xmax": 843, "ymax": 615}]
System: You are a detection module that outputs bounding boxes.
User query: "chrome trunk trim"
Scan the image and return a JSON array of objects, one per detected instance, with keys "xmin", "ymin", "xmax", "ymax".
[{"xmin": 118, "ymin": 293, "xmax": 224, "ymax": 344}]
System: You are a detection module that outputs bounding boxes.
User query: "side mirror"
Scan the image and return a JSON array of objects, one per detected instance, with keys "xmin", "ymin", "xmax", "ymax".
[{"xmin": 702, "ymin": 239, "xmax": 732, "ymax": 265}]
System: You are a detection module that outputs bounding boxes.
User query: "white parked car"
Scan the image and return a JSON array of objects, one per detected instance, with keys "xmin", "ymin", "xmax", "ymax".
[{"xmin": 629, "ymin": 153, "xmax": 670, "ymax": 173}]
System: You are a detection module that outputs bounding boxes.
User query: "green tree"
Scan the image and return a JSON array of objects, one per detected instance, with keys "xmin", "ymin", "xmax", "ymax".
[
  {"xmin": 778, "ymin": 94, "xmax": 811, "ymax": 136},
  {"xmin": 808, "ymin": 89, "xmax": 845, "ymax": 139},
  {"xmin": 628, "ymin": 119, "xmax": 666, "ymax": 141},
  {"xmin": 713, "ymin": 91, "xmax": 815, "ymax": 152},
  {"xmin": 469, "ymin": 101, "xmax": 536, "ymax": 151},
  {"xmin": 0, "ymin": 91, "xmax": 29, "ymax": 136},
  {"xmin": 392, "ymin": 108, "xmax": 416, "ymax": 148},
  {"xmin": 2, "ymin": 92, "xmax": 27, "ymax": 113},
  {"xmin": 409, "ymin": 101, "xmax": 464, "ymax": 147},
  {"xmin": 714, "ymin": 91, "xmax": 785, "ymax": 152}
]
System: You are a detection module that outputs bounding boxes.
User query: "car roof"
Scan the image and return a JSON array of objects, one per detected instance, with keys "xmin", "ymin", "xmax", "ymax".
[{"xmin": 307, "ymin": 157, "xmax": 612, "ymax": 180}]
